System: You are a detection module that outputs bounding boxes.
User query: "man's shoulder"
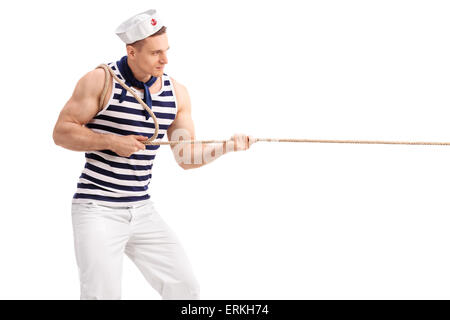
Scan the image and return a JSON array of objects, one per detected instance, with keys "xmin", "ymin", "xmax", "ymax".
[
  {"xmin": 169, "ymin": 76, "xmax": 187, "ymax": 92},
  {"xmin": 168, "ymin": 76, "xmax": 190, "ymax": 113},
  {"xmin": 75, "ymin": 68, "xmax": 106, "ymax": 98}
]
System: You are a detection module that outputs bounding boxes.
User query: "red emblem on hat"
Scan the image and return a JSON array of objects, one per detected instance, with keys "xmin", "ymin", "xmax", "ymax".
[{"xmin": 151, "ymin": 19, "xmax": 157, "ymax": 26}]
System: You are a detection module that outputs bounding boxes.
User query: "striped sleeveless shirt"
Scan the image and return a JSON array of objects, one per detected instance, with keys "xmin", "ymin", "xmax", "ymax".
[{"xmin": 72, "ymin": 60, "xmax": 178, "ymax": 207}]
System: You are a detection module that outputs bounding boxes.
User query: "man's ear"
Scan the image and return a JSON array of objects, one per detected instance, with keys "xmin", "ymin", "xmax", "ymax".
[{"xmin": 126, "ymin": 45, "xmax": 136, "ymax": 58}]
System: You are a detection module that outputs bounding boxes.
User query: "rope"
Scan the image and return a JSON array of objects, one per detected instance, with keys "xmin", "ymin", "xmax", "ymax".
[
  {"xmin": 96, "ymin": 64, "xmax": 160, "ymax": 143},
  {"xmin": 96, "ymin": 64, "xmax": 450, "ymax": 147}
]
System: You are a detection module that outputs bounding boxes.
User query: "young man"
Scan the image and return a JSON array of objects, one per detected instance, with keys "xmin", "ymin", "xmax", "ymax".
[{"xmin": 52, "ymin": 9, "xmax": 255, "ymax": 300}]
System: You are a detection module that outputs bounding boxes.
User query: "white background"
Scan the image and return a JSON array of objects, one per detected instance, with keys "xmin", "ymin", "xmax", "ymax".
[{"xmin": 1, "ymin": 0, "xmax": 450, "ymax": 299}]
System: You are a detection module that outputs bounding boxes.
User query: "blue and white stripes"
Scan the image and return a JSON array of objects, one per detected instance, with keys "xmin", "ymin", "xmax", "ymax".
[{"xmin": 72, "ymin": 61, "xmax": 177, "ymax": 207}]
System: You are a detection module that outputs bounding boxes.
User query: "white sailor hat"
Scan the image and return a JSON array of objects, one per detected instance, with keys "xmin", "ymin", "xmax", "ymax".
[{"xmin": 115, "ymin": 9, "xmax": 164, "ymax": 44}]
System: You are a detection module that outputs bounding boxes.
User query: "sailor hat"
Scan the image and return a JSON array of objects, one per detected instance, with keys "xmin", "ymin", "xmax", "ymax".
[{"xmin": 115, "ymin": 9, "xmax": 164, "ymax": 44}]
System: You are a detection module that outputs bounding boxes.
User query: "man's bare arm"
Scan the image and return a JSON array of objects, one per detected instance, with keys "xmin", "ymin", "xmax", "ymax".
[
  {"xmin": 52, "ymin": 69, "xmax": 113, "ymax": 151},
  {"xmin": 166, "ymin": 79, "xmax": 225, "ymax": 169},
  {"xmin": 167, "ymin": 78, "xmax": 256, "ymax": 170},
  {"xmin": 52, "ymin": 69, "xmax": 147, "ymax": 157}
]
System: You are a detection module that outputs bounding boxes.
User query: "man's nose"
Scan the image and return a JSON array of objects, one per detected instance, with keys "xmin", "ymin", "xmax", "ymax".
[{"xmin": 160, "ymin": 52, "xmax": 168, "ymax": 64}]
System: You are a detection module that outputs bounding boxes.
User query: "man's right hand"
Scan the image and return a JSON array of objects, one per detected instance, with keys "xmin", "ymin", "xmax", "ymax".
[{"xmin": 110, "ymin": 135, "xmax": 148, "ymax": 157}]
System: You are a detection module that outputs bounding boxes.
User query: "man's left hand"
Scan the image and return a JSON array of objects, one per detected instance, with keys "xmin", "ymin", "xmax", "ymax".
[{"xmin": 229, "ymin": 133, "xmax": 256, "ymax": 152}]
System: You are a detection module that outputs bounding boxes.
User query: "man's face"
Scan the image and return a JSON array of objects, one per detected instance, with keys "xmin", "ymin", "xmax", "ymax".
[{"xmin": 132, "ymin": 33, "xmax": 170, "ymax": 77}]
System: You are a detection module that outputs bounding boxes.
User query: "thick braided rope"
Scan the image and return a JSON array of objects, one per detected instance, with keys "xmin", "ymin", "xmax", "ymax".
[
  {"xmin": 143, "ymin": 138, "xmax": 450, "ymax": 146},
  {"xmin": 96, "ymin": 64, "xmax": 450, "ymax": 147},
  {"xmin": 96, "ymin": 64, "xmax": 160, "ymax": 143},
  {"xmin": 98, "ymin": 64, "xmax": 111, "ymax": 110}
]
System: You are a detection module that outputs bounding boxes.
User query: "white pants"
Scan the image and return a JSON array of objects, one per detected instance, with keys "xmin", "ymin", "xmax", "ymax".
[{"xmin": 71, "ymin": 200, "xmax": 200, "ymax": 300}]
